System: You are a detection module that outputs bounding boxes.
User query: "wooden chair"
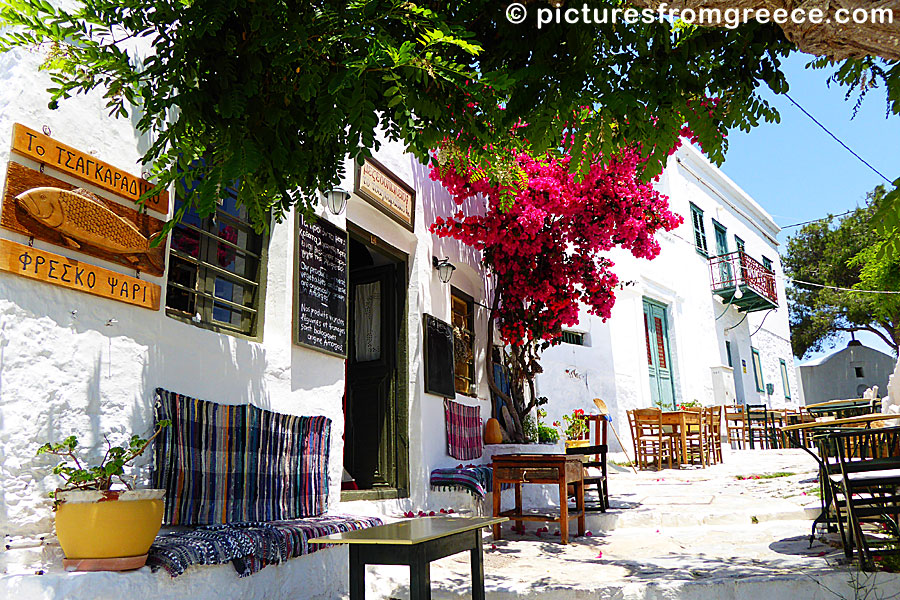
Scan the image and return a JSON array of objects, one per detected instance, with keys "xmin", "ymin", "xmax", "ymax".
[
  {"xmin": 565, "ymin": 415, "xmax": 609, "ymax": 512},
  {"xmin": 682, "ymin": 407, "xmax": 707, "ymax": 467},
  {"xmin": 627, "ymin": 408, "xmax": 676, "ymax": 470},
  {"xmin": 724, "ymin": 405, "xmax": 746, "ymax": 449},
  {"xmin": 817, "ymin": 427, "xmax": 900, "ymax": 569},
  {"xmin": 745, "ymin": 404, "xmax": 772, "ymax": 449},
  {"xmin": 707, "ymin": 406, "xmax": 723, "ymax": 464}
]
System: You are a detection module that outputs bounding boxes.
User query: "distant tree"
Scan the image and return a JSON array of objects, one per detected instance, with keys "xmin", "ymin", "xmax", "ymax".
[{"xmin": 784, "ymin": 186, "xmax": 900, "ymax": 358}]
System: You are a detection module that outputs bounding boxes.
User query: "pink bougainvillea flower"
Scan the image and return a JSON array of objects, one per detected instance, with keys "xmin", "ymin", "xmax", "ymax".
[{"xmin": 596, "ymin": 551, "xmax": 603, "ymax": 559}]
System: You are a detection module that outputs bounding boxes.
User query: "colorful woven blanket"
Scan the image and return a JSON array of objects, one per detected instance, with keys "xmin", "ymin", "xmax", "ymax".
[
  {"xmin": 444, "ymin": 399, "xmax": 483, "ymax": 460},
  {"xmin": 430, "ymin": 465, "xmax": 495, "ymax": 499},
  {"xmin": 147, "ymin": 514, "xmax": 383, "ymax": 578},
  {"xmin": 152, "ymin": 388, "xmax": 331, "ymax": 525}
]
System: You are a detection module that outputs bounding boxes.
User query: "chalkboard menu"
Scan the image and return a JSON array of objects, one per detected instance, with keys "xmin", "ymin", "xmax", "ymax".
[
  {"xmin": 295, "ymin": 215, "xmax": 348, "ymax": 357},
  {"xmin": 424, "ymin": 314, "xmax": 456, "ymax": 398}
]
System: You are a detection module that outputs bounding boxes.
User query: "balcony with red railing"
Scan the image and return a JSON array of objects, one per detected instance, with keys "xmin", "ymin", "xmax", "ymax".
[{"xmin": 708, "ymin": 251, "xmax": 778, "ymax": 313}]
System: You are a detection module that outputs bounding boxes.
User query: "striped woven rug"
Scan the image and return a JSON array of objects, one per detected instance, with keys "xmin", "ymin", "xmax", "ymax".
[{"xmin": 152, "ymin": 388, "xmax": 331, "ymax": 525}]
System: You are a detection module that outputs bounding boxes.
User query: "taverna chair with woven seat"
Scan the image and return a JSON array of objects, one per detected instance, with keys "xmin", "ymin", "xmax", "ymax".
[
  {"xmin": 725, "ymin": 405, "xmax": 746, "ymax": 449},
  {"xmin": 708, "ymin": 406, "xmax": 723, "ymax": 464},
  {"xmin": 627, "ymin": 408, "xmax": 677, "ymax": 470}
]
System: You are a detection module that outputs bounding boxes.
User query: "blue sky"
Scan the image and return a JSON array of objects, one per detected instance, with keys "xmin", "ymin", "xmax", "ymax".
[{"xmin": 717, "ymin": 52, "xmax": 900, "ymax": 362}]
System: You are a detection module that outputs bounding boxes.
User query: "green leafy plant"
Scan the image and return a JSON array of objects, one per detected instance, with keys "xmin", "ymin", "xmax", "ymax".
[
  {"xmin": 555, "ymin": 409, "xmax": 588, "ymax": 441},
  {"xmin": 537, "ymin": 425, "xmax": 559, "ymax": 444},
  {"xmin": 0, "ymin": 0, "xmax": 797, "ymax": 234},
  {"xmin": 37, "ymin": 421, "xmax": 170, "ymax": 506}
]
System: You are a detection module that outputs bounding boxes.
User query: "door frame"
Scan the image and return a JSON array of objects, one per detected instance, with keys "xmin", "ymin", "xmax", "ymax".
[
  {"xmin": 642, "ymin": 297, "xmax": 677, "ymax": 409},
  {"xmin": 341, "ymin": 221, "xmax": 410, "ymax": 501}
]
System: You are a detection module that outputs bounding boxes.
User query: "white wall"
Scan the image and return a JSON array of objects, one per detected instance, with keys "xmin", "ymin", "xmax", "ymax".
[
  {"xmin": 0, "ymin": 45, "xmax": 500, "ymax": 543},
  {"xmin": 535, "ymin": 144, "xmax": 801, "ymax": 453}
]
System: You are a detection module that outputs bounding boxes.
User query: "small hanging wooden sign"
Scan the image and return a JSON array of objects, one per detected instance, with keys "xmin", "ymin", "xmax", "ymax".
[
  {"xmin": 0, "ymin": 238, "xmax": 161, "ymax": 310},
  {"xmin": 10, "ymin": 123, "xmax": 169, "ymax": 215}
]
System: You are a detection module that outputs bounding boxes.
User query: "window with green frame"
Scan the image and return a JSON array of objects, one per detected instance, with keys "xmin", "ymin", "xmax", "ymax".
[
  {"xmin": 762, "ymin": 256, "xmax": 773, "ymax": 272},
  {"xmin": 451, "ymin": 287, "xmax": 476, "ymax": 396},
  {"xmin": 689, "ymin": 203, "xmax": 708, "ymax": 256},
  {"xmin": 751, "ymin": 347, "xmax": 765, "ymax": 392},
  {"xmin": 735, "ymin": 236, "xmax": 745, "ymax": 254},
  {"xmin": 779, "ymin": 359, "xmax": 791, "ymax": 399},
  {"xmin": 165, "ymin": 182, "xmax": 267, "ymax": 337}
]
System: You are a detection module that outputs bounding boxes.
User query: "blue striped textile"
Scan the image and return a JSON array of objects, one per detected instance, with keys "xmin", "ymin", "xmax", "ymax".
[
  {"xmin": 430, "ymin": 465, "xmax": 495, "ymax": 499},
  {"xmin": 152, "ymin": 388, "xmax": 331, "ymax": 525},
  {"xmin": 147, "ymin": 514, "xmax": 383, "ymax": 577}
]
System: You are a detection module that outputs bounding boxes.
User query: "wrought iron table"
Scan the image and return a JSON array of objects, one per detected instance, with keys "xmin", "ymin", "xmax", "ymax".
[{"xmin": 309, "ymin": 515, "xmax": 506, "ymax": 600}]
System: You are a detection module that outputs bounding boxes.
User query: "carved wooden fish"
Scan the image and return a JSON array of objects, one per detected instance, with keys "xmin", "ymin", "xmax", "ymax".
[{"xmin": 15, "ymin": 187, "xmax": 151, "ymax": 262}]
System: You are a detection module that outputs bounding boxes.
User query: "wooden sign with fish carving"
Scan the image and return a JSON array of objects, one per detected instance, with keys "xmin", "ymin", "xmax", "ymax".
[
  {"xmin": 10, "ymin": 123, "xmax": 169, "ymax": 215},
  {"xmin": 1, "ymin": 162, "xmax": 167, "ymax": 277},
  {"xmin": 0, "ymin": 239, "xmax": 160, "ymax": 310}
]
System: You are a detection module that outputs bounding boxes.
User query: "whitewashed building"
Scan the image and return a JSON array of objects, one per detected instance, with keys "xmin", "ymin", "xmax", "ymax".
[
  {"xmin": 797, "ymin": 340, "xmax": 895, "ymax": 405},
  {"xmin": 0, "ymin": 46, "xmax": 798, "ymax": 597},
  {"xmin": 537, "ymin": 144, "xmax": 801, "ymax": 451}
]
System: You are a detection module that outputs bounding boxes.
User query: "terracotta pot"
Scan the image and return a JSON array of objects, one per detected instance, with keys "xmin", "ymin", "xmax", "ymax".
[
  {"xmin": 484, "ymin": 418, "xmax": 503, "ymax": 445},
  {"xmin": 55, "ymin": 489, "xmax": 165, "ymax": 569}
]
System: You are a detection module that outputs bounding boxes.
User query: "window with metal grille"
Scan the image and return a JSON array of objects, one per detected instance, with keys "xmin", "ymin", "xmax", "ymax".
[
  {"xmin": 561, "ymin": 330, "xmax": 585, "ymax": 346},
  {"xmin": 451, "ymin": 288, "xmax": 475, "ymax": 396},
  {"xmin": 689, "ymin": 203, "xmax": 708, "ymax": 256},
  {"xmin": 780, "ymin": 359, "xmax": 791, "ymax": 399},
  {"xmin": 165, "ymin": 183, "xmax": 266, "ymax": 338}
]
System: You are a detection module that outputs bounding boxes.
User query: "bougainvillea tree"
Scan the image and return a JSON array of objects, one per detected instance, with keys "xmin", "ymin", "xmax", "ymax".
[{"xmin": 430, "ymin": 147, "xmax": 682, "ymax": 442}]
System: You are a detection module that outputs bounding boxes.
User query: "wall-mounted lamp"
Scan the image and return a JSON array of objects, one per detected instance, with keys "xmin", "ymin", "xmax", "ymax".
[
  {"xmin": 432, "ymin": 256, "xmax": 456, "ymax": 284},
  {"xmin": 323, "ymin": 188, "xmax": 350, "ymax": 215}
]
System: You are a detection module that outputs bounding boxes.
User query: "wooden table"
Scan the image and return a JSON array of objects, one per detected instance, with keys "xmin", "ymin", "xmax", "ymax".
[
  {"xmin": 782, "ymin": 413, "xmax": 893, "ymax": 545},
  {"xmin": 491, "ymin": 453, "xmax": 585, "ymax": 544},
  {"xmin": 309, "ymin": 515, "xmax": 507, "ymax": 600},
  {"xmin": 660, "ymin": 411, "xmax": 702, "ymax": 466},
  {"xmin": 782, "ymin": 413, "xmax": 894, "ymax": 432}
]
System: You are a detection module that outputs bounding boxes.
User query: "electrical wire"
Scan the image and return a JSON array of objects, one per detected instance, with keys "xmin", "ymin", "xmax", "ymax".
[{"xmin": 784, "ymin": 93, "xmax": 893, "ymax": 186}]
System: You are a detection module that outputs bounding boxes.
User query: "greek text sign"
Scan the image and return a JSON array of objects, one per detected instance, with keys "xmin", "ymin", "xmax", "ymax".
[
  {"xmin": 355, "ymin": 158, "xmax": 415, "ymax": 230},
  {"xmin": 10, "ymin": 123, "xmax": 169, "ymax": 215},
  {"xmin": 0, "ymin": 238, "xmax": 160, "ymax": 310}
]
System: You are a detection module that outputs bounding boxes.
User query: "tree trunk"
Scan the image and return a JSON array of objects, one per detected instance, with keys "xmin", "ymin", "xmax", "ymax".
[{"xmin": 626, "ymin": 0, "xmax": 900, "ymax": 61}]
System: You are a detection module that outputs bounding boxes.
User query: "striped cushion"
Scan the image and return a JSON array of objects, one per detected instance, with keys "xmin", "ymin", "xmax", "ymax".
[{"xmin": 152, "ymin": 388, "xmax": 331, "ymax": 525}]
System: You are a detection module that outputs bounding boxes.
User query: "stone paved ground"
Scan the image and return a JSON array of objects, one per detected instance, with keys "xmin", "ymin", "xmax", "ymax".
[{"xmin": 369, "ymin": 447, "xmax": 900, "ymax": 599}]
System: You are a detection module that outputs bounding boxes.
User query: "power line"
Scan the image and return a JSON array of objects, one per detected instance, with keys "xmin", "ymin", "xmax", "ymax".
[
  {"xmin": 779, "ymin": 209, "xmax": 855, "ymax": 230},
  {"xmin": 784, "ymin": 93, "xmax": 893, "ymax": 185},
  {"xmin": 783, "ymin": 276, "xmax": 900, "ymax": 295}
]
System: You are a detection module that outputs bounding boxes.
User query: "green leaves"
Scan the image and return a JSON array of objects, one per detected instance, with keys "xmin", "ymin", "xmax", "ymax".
[
  {"xmin": 0, "ymin": 0, "xmax": 800, "ymax": 229},
  {"xmin": 785, "ymin": 186, "xmax": 900, "ymax": 357},
  {"xmin": 35, "ymin": 421, "xmax": 170, "ymax": 502}
]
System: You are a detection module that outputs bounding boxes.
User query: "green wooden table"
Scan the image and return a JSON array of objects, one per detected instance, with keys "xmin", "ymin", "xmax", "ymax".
[{"xmin": 309, "ymin": 515, "xmax": 507, "ymax": 600}]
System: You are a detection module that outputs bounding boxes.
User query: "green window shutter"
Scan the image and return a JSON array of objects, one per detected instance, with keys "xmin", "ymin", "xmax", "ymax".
[
  {"xmin": 780, "ymin": 359, "xmax": 791, "ymax": 399},
  {"xmin": 689, "ymin": 203, "xmax": 708, "ymax": 256},
  {"xmin": 762, "ymin": 256, "xmax": 773, "ymax": 272},
  {"xmin": 751, "ymin": 348, "xmax": 765, "ymax": 393}
]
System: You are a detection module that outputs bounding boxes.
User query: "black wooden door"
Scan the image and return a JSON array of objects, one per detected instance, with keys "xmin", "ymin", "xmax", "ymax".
[{"xmin": 345, "ymin": 264, "xmax": 398, "ymax": 489}]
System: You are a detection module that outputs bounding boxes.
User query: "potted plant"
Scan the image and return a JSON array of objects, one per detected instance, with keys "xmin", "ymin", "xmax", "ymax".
[
  {"xmin": 556, "ymin": 409, "xmax": 591, "ymax": 448},
  {"xmin": 37, "ymin": 421, "xmax": 169, "ymax": 571}
]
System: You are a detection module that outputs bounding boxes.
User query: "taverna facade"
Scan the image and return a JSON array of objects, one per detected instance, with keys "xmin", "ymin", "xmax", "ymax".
[
  {"xmin": 0, "ymin": 48, "xmax": 795, "ymax": 595},
  {"xmin": 537, "ymin": 143, "xmax": 801, "ymax": 445}
]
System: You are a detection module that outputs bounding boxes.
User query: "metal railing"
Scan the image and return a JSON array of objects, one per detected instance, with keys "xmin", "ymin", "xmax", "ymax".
[{"xmin": 708, "ymin": 251, "xmax": 777, "ymax": 306}]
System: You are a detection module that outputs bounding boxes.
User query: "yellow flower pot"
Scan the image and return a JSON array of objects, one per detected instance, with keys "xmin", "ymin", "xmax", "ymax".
[
  {"xmin": 565, "ymin": 439, "xmax": 591, "ymax": 449},
  {"xmin": 55, "ymin": 489, "xmax": 165, "ymax": 566}
]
